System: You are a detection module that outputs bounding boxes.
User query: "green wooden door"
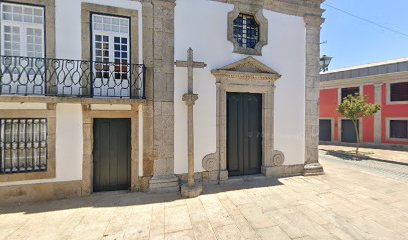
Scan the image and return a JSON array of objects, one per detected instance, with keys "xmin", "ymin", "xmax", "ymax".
[
  {"xmin": 319, "ymin": 120, "xmax": 332, "ymax": 142},
  {"xmin": 227, "ymin": 93, "xmax": 262, "ymax": 176},
  {"xmin": 341, "ymin": 119, "xmax": 359, "ymax": 143},
  {"xmin": 93, "ymin": 119, "xmax": 131, "ymax": 192}
]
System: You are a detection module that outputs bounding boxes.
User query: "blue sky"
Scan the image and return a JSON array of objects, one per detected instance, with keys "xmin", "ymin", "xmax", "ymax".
[{"xmin": 321, "ymin": 0, "xmax": 408, "ymax": 70}]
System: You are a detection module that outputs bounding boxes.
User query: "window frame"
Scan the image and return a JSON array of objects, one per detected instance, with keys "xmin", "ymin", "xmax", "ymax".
[
  {"xmin": 386, "ymin": 118, "xmax": 408, "ymax": 142},
  {"xmin": 0, "ymin": 106, "xmax": 56, "ymax": 182},
  {"xmin": 0, "ymin": 1, "xmax": 46, "ymax": 58},
  {"xmin": 338, "ymin": 86, "xmax": 363, "ymax": 104},
  {"xmin": 387, "ymin": 81, "xmax": 408, "ymax": 105},
  {"xmin": 227, "ymin": 4, "xmax": 268, "ymax": 56},
  {"xmin": 233, "ymin": 13, "xmax": 260, "ymax": 50},
  {"xmin": 0, "ymin": 118, "xmax": 48, "ymax": 174},
  {"xmin": 90, "ymin": 12, "xmax": 132, "ymax": 97},
  {"xmin": 90, "ymin": 13, "xmax": 131, "ymax": 64}
]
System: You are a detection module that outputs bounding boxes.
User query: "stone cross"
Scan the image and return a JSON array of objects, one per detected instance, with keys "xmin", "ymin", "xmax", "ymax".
[
  {"xmin": 175, "ymin": 48, "xmax": 206, "ymax": 197},
  {"xmin": 175, "ymin": 48, "xmax": 206, "ymax": 93}
]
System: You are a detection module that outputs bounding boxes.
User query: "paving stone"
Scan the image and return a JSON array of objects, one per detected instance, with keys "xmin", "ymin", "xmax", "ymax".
[
  {"xmin": 2, "ymin": 157, "xmax": 408, "ymax": 239},
  {"xmin": 213, "ymin": 224, "xmax": 246, "ymax": 240},
  {"xmin": 256, "ymin": 226, "xmax": 291, "ymax": 240},
  {"xmin": 164, "ymin": 205, "xmax": 192, "ymax": 233}
]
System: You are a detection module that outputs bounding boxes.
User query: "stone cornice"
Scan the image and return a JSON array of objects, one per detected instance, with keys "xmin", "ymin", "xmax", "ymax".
[
  {"xmin": 211, "ymin": 0, "xmax": 325, "ymax": 18},
  {"xmin": 213, "ymin": 70, "xmax": 280, "ymax": 81}
]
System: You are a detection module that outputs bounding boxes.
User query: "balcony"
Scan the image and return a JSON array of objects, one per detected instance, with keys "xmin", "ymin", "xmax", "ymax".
[{"xmin": 0, "ymin": 55, "xmax": 145, "ymax": 100}]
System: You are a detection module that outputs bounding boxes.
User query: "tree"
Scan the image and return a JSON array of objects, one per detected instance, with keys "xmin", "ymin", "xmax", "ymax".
[{"xmin": 337, "ymin": 94, "xmax": 381, "ymax": 155}]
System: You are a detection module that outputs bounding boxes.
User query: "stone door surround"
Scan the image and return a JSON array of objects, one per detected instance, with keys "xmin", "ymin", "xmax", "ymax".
[
  {"xmin": 202, "ymin": 57, "xmax": 285, "ymax": 181},
  {"xmin": 81, "ymin": 105, "xmax": 140, "ymax": 195}
]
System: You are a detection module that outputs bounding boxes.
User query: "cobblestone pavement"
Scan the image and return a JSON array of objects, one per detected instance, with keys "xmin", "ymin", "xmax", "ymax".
[
  {"xmin": 320, "ymin": 150, "xmax": 408, "ymax": 183},
  {"xmin": 1, "ymin": 159, "xmax": 408, "ymax": 240}
]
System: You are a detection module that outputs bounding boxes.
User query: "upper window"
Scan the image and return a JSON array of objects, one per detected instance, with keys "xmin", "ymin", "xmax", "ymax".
[
  {"xmin": 91, "ymin": 14, "xmax": 130, "ymax": 97},
  {"xmin": 390, "ymin": 120, "xmax": 408, "ymax": 139},
  {"xmin": 0, "ymin": 118, "xmax": 48, "ymax": 174},
  {"xmin": 341, "ymin": 87, "xmax": 360, "ymax": 102},
  {"xmin": 390, "ymin": 82, "xmax": 408, "ymax": 102},
  {"xmin": 0, "ymin": 3, "xmax": 44, "ymax": 57},
  {"xmin": 227, "ymin": 6, "xmax": 267, "ymax": 56},
  {"xmin": 233, "ymin": 13, "xmax": 259, "ymax": 49}
]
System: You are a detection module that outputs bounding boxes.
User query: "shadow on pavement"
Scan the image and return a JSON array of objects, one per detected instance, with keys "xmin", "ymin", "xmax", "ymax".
[{"xmin": 0, "ymin": 176, "xmax": 285, "ymax": 215}]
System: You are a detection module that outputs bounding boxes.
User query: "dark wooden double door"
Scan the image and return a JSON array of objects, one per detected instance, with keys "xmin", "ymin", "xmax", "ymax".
[
  {"xmin": 319, "ymin": 120, "xmax": 332, "ymax": 142},
  {"xmin": 93, "ymin": 119, "xmax": 131, "ymax": 192},
  {"xmin": 341, "ymin": 119, "xmax": 359, "ymax": 143},
  {"xmin": 227, "ymin": 93, "xmax": 262, "ymax": 176}
]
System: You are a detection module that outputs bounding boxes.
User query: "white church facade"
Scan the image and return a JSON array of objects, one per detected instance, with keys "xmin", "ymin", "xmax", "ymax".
[{"xmin": 0, "ymin": 0, "xmax": 325, "ymax": 202}]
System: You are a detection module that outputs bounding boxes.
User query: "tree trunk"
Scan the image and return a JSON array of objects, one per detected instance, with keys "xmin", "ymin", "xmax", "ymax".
[{"xmin": 352, "ymin": 120, "xmax": 360, "ymax": 155}]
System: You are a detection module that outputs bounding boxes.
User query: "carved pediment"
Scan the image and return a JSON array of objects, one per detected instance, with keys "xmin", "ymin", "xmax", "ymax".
[{"xmin": 212, "ymin": 57, "xmax": 281, "ymax": 81}]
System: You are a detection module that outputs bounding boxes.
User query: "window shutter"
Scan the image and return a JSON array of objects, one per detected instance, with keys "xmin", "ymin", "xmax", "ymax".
[
  {"xmin": 390, "ymin": 82, "xmax": 408, "ymax": 102},
  {"xmin": 390, "ymin": 120, "xmax": 408, "ymax": 139},
  {"xmin": 341, "ymin": 87, "xmax": 359, "ymax": 102}
]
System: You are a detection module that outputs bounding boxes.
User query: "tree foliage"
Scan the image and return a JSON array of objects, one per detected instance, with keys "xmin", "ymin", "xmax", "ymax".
[{"xmin": 337, "ymin": 94, "xmax": 381, "ymax": 154}]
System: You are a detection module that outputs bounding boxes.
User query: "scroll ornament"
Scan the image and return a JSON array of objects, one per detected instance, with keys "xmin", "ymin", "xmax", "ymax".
[
  {"xmin": 271, "ymin": 150, "xmax": 285, "ymax": 166},
  {"xmin": 202, "ymin": 153, "xmax": 218, "ymax": 171}
]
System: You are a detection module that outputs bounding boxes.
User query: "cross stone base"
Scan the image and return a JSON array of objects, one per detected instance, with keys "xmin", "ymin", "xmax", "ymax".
[
  {"xmin": 181, "ymin": 183, "xmax": 203, "ymax": 198},
  {"xmin": 303, "ymin": 163, "xmax": 324, "ymax": 176},
  {"xmin": 149, "ymin": 175, "xmax": 180, "ymax": 193}
]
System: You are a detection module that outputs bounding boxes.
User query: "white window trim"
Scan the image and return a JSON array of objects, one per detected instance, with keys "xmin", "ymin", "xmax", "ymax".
[
  {"xmin": 386, "ymin": 118, "xmax": 408, "ymax": 142},
  {"xmin": 338, "ymin": 85, "xmax": 364, "ymax": 105},
  {"xmin": 386, "ymin": 81, "xmax": 408, "ymax": 105},
  {"xmin": 0, "ymin": 2, "xmax": 45, "ymax": 57},
  {"xmin": 91, "ymin": 13, "xmax": 130, "ymax": 64}
]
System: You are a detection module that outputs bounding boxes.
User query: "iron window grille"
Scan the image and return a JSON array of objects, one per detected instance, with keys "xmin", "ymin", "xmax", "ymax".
[
  {"xmin": 0, "ymin": 118, "xmax": 47, "ymax": 174},
  {"xmin": 233, "ymin": 13, "xmax": 259, "ymax": 49}
]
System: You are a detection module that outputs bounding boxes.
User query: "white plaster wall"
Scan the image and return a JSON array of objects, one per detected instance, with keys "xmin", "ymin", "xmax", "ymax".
[
  {"xmin": 174, "ymin": 0, "xmax": 306, "ymax": 174},
  {"xmin": 0, "ymin": 103, "xmax": 83, "ymax": 186},
  {"xmin": 55, "ymin": 0, "xmax": 143, "ymax": 63},
  {"xmin": 55, "ymin": 104, "xmax": 83, "ymax": 181}
]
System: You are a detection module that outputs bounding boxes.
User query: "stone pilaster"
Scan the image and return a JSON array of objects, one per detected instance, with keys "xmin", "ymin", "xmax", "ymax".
[
  {"xmin": 374, "ymin": 84, "xmax": 382, "ymax": 144},
  {"xmin": 303, "ymin": 14, "xmax": 325, "ymax": 176},
  {"xmin": 148, "ymin": 0, "xmax": 179, "ymax": 193}
]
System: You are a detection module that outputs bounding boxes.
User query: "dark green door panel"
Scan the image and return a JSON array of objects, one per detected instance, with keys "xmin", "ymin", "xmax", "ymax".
[
  {"xmin": 227, "ymin": 93, "xmax": 262, "ymax": 176},
  {"xmin": 93, "ymin": 119, "xmax": 131, "ymax": 192},
  {"xmin": 319, "ymin": 120, "xmax": 332, "ymax": 142},
  {"xmin": 341, "ymin": 119, "xmax": 359, "ymax": 143}
]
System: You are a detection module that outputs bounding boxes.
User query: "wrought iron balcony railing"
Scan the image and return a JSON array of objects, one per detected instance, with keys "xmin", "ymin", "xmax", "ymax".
[{"xmin": 0, "ymin": 55, "xmax": 145, "ymax": 99}]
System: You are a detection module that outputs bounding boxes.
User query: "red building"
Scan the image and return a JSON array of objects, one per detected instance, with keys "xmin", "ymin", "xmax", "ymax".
[{"xmin": 320, "ymin": 58, "xmax": 408, "ymax": 146}]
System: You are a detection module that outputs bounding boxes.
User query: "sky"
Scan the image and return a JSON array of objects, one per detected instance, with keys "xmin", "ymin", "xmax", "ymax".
[{"xmin": 320, "ymin": 0, "xmax": 408, "ymax": 70}]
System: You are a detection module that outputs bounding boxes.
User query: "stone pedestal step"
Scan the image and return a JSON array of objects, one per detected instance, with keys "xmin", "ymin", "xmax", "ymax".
[
  {"xmin": 149, "ymin": 175, "xmax": 180, "ymax": 193},
  {"xmin": 303, "ymin": 163, "xmax": 325, "ymax": 176}
]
